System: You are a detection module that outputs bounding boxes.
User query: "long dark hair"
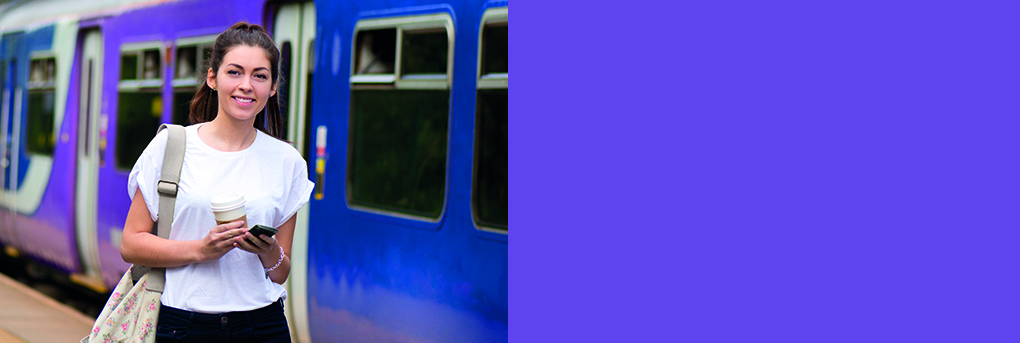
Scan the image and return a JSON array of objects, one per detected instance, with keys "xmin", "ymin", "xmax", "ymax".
[{"xmin": 189, "ymin": 22, "xmax": 285, "ymax": 139}]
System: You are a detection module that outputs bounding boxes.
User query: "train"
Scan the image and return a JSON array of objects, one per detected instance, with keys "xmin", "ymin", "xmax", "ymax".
[{"xmin": 0, "ymin": 0, "xmax": 507, "ymax": 341}]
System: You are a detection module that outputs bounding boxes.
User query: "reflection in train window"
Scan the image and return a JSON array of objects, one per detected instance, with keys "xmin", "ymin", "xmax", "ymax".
[
  {"xmin": 27, "ymin": 57, "xmax": 56, "ymax": 156},
  {"xmin": 473, "ymin": 10, "xmax": 508, "ymax": 231},
  {"xmin": 348, "ymin": 15, "xmax": 452, "ymax": 220},
  {"xmin": 176, "ymin": 46, "xmax": 197, "ymax": 80},
  {"xmin": 354, "ymin": 29, "xmax": 395, "ymax": 75},
  {"xmin": 142, "ymin": 50, "xmax": 161, "ymax": 80}
]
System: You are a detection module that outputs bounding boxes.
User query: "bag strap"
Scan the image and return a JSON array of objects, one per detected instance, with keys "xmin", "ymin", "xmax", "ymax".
[{"xmin": 132, "ymin": 124, "xmax": 186, "ymax": 292}]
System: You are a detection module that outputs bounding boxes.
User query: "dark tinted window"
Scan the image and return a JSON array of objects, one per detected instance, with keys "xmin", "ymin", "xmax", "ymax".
[
  {"xmin": 401, "ymin": 30, "xmax": 447, "ymax": 75},
  {"xmin": 473, "ymin": 17, "xmax": 508, "ymax": 231},
  {"xmin": 279, "ymin": 41, "xmax": 292, "ymax": 133},
  {"xmin": 116, "ymin": 92, "xmax": 162, "ymax": 170},
  {"xmin": 26, "ymin": 92, "xmax": 55, "ymax": 155},
  {"xmin": 482, "ymin": 24, "xmax": 508, "ymax": 75},
  {"xmin": 473, "ymin": 89, "xmax": 508, "ymax": 229},
  {"xmin": 172, "ymin": 90, "xmax": 191, "ymax": 125},
  {"xmin": 121, "ymin": 54, "xmax": 138, "ymax": 80},
  {"xmin": 303, "ymin": 41, "xmax": 314, "ymax": 165},
  {"xmin": 348, "ymin": 90, "xmax": 448, "ymax": 218}
]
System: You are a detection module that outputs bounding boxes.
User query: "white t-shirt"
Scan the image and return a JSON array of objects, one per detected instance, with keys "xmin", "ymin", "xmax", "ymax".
[{"xmin": 128, "ymin": 123, "xmax": 314, "ymax": 313}]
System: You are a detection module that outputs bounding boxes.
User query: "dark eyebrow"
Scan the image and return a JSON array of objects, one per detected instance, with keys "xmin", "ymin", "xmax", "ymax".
[{"xmin": 226, "ymin": 63, "xmax": 270, "ymax": 73}]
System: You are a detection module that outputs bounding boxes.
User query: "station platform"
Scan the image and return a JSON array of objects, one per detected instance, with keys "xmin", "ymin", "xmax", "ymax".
[{"xmin": 0, "ymin": 272, "xmax": 94, "ymax": 343}]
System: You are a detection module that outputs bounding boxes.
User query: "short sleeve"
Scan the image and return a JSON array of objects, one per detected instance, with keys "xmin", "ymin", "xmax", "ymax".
[
  {"xmin": 276, "ymin": 159, "xmax": 314, "ymax": 227},
  {"xmin": 127, "ymin": 129, "xmax": 168, "ymax": 222}
]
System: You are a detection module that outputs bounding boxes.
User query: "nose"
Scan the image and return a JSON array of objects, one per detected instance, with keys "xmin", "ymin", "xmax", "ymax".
[{"xmin": 238, "ymin": 75, "xmax": 253, "ymax": 92}]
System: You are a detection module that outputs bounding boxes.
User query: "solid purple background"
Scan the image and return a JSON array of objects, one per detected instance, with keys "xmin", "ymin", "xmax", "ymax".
[{"xmin": 519, "ymin": 1, "xmax": 1020, "ymax": 342}]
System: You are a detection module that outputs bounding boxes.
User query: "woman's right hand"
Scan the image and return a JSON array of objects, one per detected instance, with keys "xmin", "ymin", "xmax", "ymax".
[{"xmin": 199, "ymin": 220, "xmax": 247, "ymax": 261}]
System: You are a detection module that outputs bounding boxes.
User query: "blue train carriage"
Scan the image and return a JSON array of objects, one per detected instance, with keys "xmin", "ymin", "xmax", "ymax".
[{"xmin": 306, "ymin": 0, "xmax": 507, "ymax": 341}]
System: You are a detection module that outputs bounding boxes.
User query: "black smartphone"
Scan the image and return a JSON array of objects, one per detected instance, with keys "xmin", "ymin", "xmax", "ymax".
[{"xmin": 246, "ymin": 224, "xmax": 278, "ymax": 244}]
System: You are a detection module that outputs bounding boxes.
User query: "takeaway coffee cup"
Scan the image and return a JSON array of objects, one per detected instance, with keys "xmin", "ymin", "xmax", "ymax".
[{"xmin": 210, "ymin": 192, "xmax": 247, "ymax": 226}]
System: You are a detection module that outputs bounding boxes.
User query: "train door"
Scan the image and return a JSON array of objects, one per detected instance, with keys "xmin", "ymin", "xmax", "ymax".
[
  {"xmin": 274, "ymin": 3, "xmax": 315, "ymax": 342},
  {"xmin": 0, "ymin": 56, "xmax": 19, "ymax": 247},
  {"xmin": 74, "ymin": 29, "xmax": 104, "ymax": 286}
]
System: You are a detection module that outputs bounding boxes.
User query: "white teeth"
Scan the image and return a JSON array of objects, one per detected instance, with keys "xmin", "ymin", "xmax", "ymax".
[{"xmin": 233, "ymin": 97, "xmax": 253, "ymax": 103}]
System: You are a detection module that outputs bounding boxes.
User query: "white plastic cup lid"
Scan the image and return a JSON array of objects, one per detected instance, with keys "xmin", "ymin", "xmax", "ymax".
[{"xmin": 210, "ymin": 192, "xmax": 245, "ymax": 212}]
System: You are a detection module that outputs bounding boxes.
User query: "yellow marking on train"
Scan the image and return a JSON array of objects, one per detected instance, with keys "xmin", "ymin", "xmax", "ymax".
[{"xmin": 69, "ymin": 273, "xmax": 108, "ymax": 294}]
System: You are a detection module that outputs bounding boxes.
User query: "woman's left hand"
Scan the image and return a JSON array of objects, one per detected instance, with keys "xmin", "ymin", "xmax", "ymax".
[{"xmin": 235, "ymin": 229, "xmax": 277, "ymax": 256}]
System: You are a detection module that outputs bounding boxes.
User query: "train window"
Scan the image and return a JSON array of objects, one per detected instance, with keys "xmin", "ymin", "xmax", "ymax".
[
  {"xmin": 171, "ymin": 37, "xmax": 216, "ymax": 126},
  {"xmin": 121, "ymin": 55, "xmax": 138, "ymax": 80},
  {"xmin": 116, "ymin": 92, "xmax": 162, "ymax": 170},
  {"xmin": 473, "ymin": 8, "xmax": 508, "ymax": 231},
  {"xmin": 401, "ymin": 29, "xmax": 448, "ymax": 76},
  {"xmin": 353, "ymin": 29, "xmax": 396, "ymax": 78},
  {"xmin": 119, "ymin": 45, "xmax": 163, "ymax": 88},
  {"xmin": 175, "ymin": 47, "xmax": 197, "ymax": 81},
  {"xmin": 117, "ymin": 43, "xmax": 165, "ymax": 170},
  {"xmin": 348, "ymin": 14, "xmax": 453, "ymax": 220},
  {"xmin": 482, "ymin": 24, "xmax": 508, "ymax": 75},
  {"xmin": 303, "ymin": 40, "xmax": 314, "ymax": 165},
  {"xmin": 171, "ymin": 89, "xmax": 190, "ymax": 126},
  {"xmin": 142, "ymin": 50, "xmax": 161, "ymax": 80},
  {"xmin": 172, "ymin": 46, "xmax": 197, "ymax": 125},
  {"xmin": 27, "ymin": 56, "xmax": 57, "ymax": 156}
]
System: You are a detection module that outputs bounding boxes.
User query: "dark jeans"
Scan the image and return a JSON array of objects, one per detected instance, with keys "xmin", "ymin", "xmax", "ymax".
[{"xmin": 155, "ymin": 298, "xmax": 291, "ymax": 343}]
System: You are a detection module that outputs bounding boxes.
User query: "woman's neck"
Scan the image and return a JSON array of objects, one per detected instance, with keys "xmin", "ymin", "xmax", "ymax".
[{"xmin": 198, "ymin": 117, "xmax": 258, "ymax": 152}]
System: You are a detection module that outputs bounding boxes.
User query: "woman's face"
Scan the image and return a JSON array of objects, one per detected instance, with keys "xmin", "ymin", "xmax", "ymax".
[{"xmin": 207, "ymin": 45, "xmax": 276, "ymax": 123}]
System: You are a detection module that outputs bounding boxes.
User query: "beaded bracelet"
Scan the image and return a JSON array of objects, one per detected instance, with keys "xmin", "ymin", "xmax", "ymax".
[{"xmin": 265, "ymin": 246, "xmax": 285, "ymax": 273}]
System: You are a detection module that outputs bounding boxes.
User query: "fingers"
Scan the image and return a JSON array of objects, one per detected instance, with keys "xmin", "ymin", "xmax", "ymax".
[
  {"xmin": 215, "ymin": 220, "xmax": 246, "ymax": 231},
  {"xmin": 234, "ymin": 232, "xmax": 276, "ymax": 254}
]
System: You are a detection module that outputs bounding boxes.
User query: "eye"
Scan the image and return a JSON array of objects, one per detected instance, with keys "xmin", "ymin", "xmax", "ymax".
[
  {"xmin": 227, "ymin": 70, "xmax": 241, "ymax": 76},
  {"xmin": 255, "ymin": 73, "xmax": 268, "ymax": 80}
]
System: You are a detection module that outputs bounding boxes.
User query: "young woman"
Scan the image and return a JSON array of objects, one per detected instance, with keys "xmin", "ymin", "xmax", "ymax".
[{"xmin": 120, "ymin": 22, "xmax": 313, "ymax": 342}]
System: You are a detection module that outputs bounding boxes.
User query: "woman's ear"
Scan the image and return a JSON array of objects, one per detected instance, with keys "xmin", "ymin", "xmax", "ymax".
[
  {"xmin": 206, "ymin": 67, "xmax": 216, "ymax": 90},
  {"xmin": 270, "ymin": 82, "xmax": 277, "ymax": 98}
]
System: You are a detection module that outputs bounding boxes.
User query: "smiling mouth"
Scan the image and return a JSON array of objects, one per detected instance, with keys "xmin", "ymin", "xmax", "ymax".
[{"xmin": 232, "ymin": 96, "xmax": 254, "ymax": 104}]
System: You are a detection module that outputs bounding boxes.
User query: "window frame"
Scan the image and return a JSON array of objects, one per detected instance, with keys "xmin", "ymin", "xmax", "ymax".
[
  {"xmin": 472, "ymin": 7, "xmax": 509, "ymax": 234},
  {"xmin": 350, "ymin": 13, "xmax": 454, "ymax": 90},
  {"xmin": 118, "ymin": 41, "xmax": 165, "ymax": 91},
  {"xmin": 345, "ymin": 13, "xmax": 455, "ymax": 224},
  {"xmin": 171, "ymin": 35, "xmax": 217, "ymax": 88}
]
